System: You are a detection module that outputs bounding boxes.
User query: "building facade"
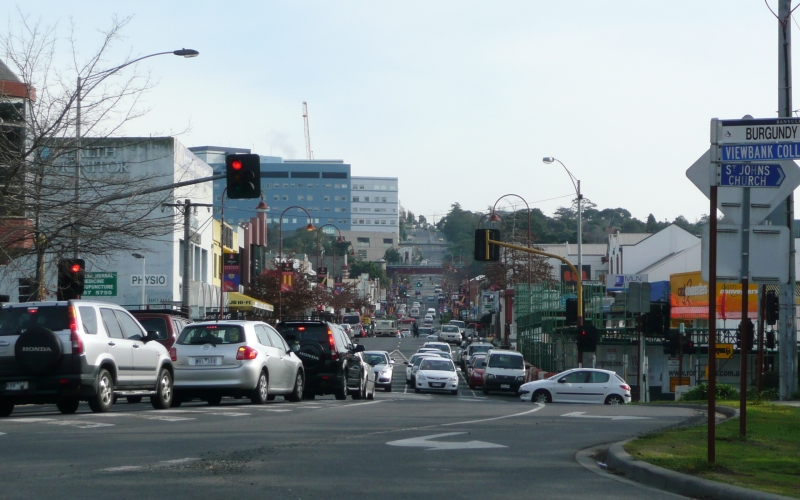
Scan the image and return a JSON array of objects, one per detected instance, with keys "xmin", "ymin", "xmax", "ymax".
[{"xmin": 350, "ymin": 176, "xmax": 399, "ymax": 233}]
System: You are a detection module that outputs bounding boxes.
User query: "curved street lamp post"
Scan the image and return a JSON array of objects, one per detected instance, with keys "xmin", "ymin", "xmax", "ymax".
[
  {"xmin": 543, "ymin": 157, "xmax": 583, "ymax": 282},
  {"xmin": 490, "ymin": 194, "xmax": 532, "ymax": 286},
  {"xmin": 73, "ymin": 49, "xmax": 199, "ymax": 258},
  {"xmin": 277, "ymin": 206, "xmax": 315, "ymax": 318}
]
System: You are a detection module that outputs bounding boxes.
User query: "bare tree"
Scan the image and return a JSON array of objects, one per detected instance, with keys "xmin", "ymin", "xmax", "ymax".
[{"xmin": 0, "ymin": 14, "xmax": 189, "ymax": 299}]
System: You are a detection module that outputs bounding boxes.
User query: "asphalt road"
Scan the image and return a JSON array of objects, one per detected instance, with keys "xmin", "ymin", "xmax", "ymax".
[{"xmin": 0, "ymin": 333, "xmax": 699, "ymax": 500}]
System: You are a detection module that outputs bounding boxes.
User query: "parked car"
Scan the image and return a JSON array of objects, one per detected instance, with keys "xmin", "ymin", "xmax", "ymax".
[
  {"xmin": 482, "ymin": 350, "xmax": 526, "ymax": 395},
  {"xmin": 171, "ymin": 320, "xmax": 304, "ymax": 406},
  {"xmin": 414, "ymin": 357, "xmax": 459, "ymax": 395},
  {"xmin": 460, "ymin": 342, "xmax": 493, "ymax": 372},
  {"xmin": 345, "ymin": 349, "xmax": 376, "ymax": 400},
  {"xmin": 466, "ymin": 353, "xmax": 488, "ymax": 381},
  {"xmin": 275, "ymin": 318, "xmax": 366, "ymax": 400},
  {"xmin": 341, "ymin": 313, "xmax": 364, "ymax": 337},
  {"xmin": 518, "ymin": 368, "xmax": 631, "ymax": 405},
  {"xmin": 418, "ymin": 327, "xmax": 434, "ymax": 338},
  {"xmin": 128, "ymin": 309, "xmax": 190, "ymax": 351},
  {"xmin": 363, "ymin": 351, "xmax": 394, "ymax": 392},
  {"xmin": 467, "ymin": 355, "xmax": 487, "ymax": 389},
  {"xmin": 438, "ymin": 325, "xmax": 461, "ymax": 343},
  {"xmin": 0, "ymin": 300, "xmax": 174, "ymax": 417},
  {"xmin": 423, "ymin": 342, "xmax": 452, "ymax": 355}
]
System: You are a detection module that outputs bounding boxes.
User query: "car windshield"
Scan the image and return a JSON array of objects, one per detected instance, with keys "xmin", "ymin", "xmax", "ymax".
[
  {"xmin": 363, "ymin": 353, "xmax": 388, "ymax": 366},
  {"xmin": 470, "ymin": 355, "xmax": 486, "ymax": 366},
  {"xmin": 427, "ymin": 344, "xmax": 449, "ymax": 353},
  {"xmin": 420, "ymin": 359, "xmax": 455, "ymax": 371},
  {"xmin": 449, "ymin": 321, "xmax": 465, "ymax": 328},
  {"xmin": 471, "ymin": 345, "xmax": 492, "ymax": 354},
  {"xmin": 177, "ymin": 325, "xmax": 245, "ymax": 345},
  {"xmin": 0, "ymin": 305, "xmax": 70, "ymax": 336},
  {"xmin": 442, "ymin": 326, "xmax": 459, "ymax": 332},
  {"xmin": 487, "ymin": 354, "xmax": 524, "ymax": 369}
]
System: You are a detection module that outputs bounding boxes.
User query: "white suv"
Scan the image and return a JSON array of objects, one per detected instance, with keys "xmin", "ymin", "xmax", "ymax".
[
  {"xmin": 0, "ymin": 300, "xmax": 174, "ymax": 417},
  {"xmin": 439, "ymin": 325, "xmax": 462, "ymax": 343}
]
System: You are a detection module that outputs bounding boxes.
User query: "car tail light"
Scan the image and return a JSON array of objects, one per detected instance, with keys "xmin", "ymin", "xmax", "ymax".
[
  {"xmin": 328, "ymin": 328, "xmax": 338, "ymax": 361},
  {"xmin": 169, "ymin": 347, "xmax": 177, "ymax": 362},
  {"xmin": 236, "ymin": 346, "xmax": 258, "ymax": 360},
  {"xmin": 620, "ymin": 384, "xmax": 631, "ymax": 391},
  {"xmin": 68, "ymin": 306, "xmax": 83, "ymax": 355}
]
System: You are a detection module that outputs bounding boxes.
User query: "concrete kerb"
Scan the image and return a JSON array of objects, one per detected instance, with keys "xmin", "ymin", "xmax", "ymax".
[{"xmin": 601, "ymin": 404, "xmax": 794, "ymax": 500}]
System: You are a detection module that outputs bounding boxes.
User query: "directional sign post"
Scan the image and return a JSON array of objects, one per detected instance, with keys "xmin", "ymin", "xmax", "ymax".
[{"xmin": 718, "ymin": 163, "xmax": 785, "ymax": 187}]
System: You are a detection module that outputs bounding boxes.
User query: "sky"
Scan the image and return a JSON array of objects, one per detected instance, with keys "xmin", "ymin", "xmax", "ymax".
[{"xmin": 4, "ymin": 1, "xmax": 796, "ymax": 225}]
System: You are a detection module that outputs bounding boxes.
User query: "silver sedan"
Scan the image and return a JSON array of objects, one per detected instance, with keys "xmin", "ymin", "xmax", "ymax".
[
  {"xmin": 363, "ymin": 351, "xmax": 394, "ymax": 392},
  {"xmin": 172, "ymin": 321, "xmax": 304, "ymax": 406}
]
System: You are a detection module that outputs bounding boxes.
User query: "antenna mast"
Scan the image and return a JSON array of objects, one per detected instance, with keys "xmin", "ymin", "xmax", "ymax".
[{"xmin": 302, "ymin": 101, "xmax": 313, "ymax": 159}]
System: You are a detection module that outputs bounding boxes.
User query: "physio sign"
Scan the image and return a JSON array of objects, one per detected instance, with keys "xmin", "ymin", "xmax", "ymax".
[{"xmin": 131, "ymin": 275, "xmax": 168, "ymax": 287}]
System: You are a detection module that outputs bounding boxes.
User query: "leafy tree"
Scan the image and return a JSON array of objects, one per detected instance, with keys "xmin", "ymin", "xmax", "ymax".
[
  {"xmin": 383, "ymin": 247, "xmax": 401, "ymax": 264},
  {"xmin": 348, "ymin": 260, "xmax": 388, "ymax": 285},
  {"xmin": 418, "ymin": 214, "xmax": 427, "ymax": 225}
]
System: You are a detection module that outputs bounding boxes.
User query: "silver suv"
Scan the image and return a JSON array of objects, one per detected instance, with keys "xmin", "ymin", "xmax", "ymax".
[{"xmin": 0, "ymin": 300, "xmax": 174, "ymax": 417}]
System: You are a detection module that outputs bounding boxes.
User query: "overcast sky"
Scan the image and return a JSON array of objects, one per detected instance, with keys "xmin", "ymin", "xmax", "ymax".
[{"xmin": 5, "ymin": 1, "xmax": 796, "ymax": 224}]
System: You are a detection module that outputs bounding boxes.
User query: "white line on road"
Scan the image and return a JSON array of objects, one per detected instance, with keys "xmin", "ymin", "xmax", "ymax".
[
  {"xmin": 387, "ymin": 432, "xmax": 507, "ymax": 451},
  {"xmin": 5, "ymin": 417, "xmax": 115, "ymax": 428},
  {"xmin": 561, "ymin": 412, "xmax": 652, "ymax": 420},
  {"xmin": 99, "ymin": 457, "xmax": 199, "ymax": 473}
]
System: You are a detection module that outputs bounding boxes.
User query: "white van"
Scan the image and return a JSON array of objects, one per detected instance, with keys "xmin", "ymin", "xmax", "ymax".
[
  {"xmin": 426, "ymin": 308, "xmax": 436, "ymax": 318},
  {"xmin": 481, "ymin": 349, "xmax": 526, "ymax": 395},
  {"xmin": 409, "ymin": 307, "xmax": 420, "ymax": 318}
]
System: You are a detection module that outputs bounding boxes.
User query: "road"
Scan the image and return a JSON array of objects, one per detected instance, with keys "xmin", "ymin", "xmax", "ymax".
[
  {"xmin": 408, "ymin": 226, "xmax": 449, "ymax": 266},
  {"xmin": 0, "ymin": 327, "xmax": 700, "ymax": 500}
]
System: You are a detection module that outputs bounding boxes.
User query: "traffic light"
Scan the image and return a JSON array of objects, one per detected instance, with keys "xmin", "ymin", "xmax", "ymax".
[
  {"xmin": 576, "ymin": 325, "xmax": 599, "ymax": 352},
  {"xmin": 57, "ymin": 258, "xmax": 85, "ymax": 300},
  {"xmin": 766, "ymin": 290, "xmax": 779, "ymax": 325},
  {"xmin": 225, "ymin": 154, "xmax": 261, "ymax": 199},
  {"xmin": 736, "ymin": 319, "xmax": 754, "ymax": 351},
  {"xmin": 565, "ymin": 298, "xmax": 578, "ymax": 325},
  {"xmin": 474, "ymin": 229, "xmax": 500, "ymax": 261},
  {"xmin": 766, "ymin": 331, "xmax": 776, "ymax": 349},
  {"xmin": 646, "ymin": 303, "xmax": 670, "ymax": 336},
  {"xmin": 664, "ymin": 329, "xmax": 680, "ymax": 356},
  {"xmin": 681, "ymin": 334, "xmax": 697, "ymax": 355}
]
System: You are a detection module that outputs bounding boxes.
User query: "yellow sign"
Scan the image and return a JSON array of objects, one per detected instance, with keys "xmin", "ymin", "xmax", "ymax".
[
  {"xmin": 670, "ymin": 377, "xmax": 691, "ymax": 392},
  {"xmin": 715, "ymin": 343, "xmax": 734, "ymax": 359}
]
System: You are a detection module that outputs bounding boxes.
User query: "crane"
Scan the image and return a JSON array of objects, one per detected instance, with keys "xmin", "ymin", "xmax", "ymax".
[{"xmin": 302, "ymin": 101, "xmax": 313, "ymax": 160}]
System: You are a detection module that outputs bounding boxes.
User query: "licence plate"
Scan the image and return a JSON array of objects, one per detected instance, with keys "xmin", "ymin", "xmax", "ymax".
[
  {"xmin": 430, "ymin": 383, "xmax": 445, "ymax": 388},
  {"xmin": 191, "ymin": 357, "xmax": 221, "ymax": 366},
  {"xmin": 501, "ymin": 384, "xmax": 510, "ymax": 389},
  {"xmin": 5, "ymin": 381, "xmax": 28, "ymax": 391}
]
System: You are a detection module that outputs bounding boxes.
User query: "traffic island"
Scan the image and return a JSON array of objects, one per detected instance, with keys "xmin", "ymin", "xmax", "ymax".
[{"xmin": 612, "ymin": 403, "xmax": 799, "ymax": 499}]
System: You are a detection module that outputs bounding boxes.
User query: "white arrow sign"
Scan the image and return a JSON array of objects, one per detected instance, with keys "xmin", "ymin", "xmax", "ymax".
[
  {"xmin": 387, "ymin": 432, "xmax": 507, "ymax": 451},
  {"xmin": 561, "ymin": 412, "xmax": 652, "ymax": 421}
]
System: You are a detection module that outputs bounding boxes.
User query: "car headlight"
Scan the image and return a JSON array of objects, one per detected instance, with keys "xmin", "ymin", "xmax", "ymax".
[
  {"xmin": 516, "ymin": 376, "xmax": 524, "ymax": 382},
  {"xmin": 380, "ymin": 369, "xmax": 390, "ymax": 376},
  {"xmin": 417, "ymin": 374, "xmax": 426, "ymax": 381},
  {"xmin": 449, "ymin": 376, "xmax": 458, "ymax": 382},
  {"xmin": 487, "ymin": 374, "xmax": 495, "ymax": 379}
]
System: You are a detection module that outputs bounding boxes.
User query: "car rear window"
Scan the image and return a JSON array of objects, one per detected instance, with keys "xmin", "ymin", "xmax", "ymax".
[
  {"xmin": 487, "ymin": 353, "xmax": 524, "ymax": 369},
  {"xmin": 275, "ymin": 323, "xmax": 332, "ymax": 351},
  {"xmin": 470, "ymin": 345, "xmax": 492, "ymax": 354},
  {"xmin": 442, "ymin": 326, "xmax": 459, "ymax": 332},
  {"xmin": 341, "ymin": 316, "xmax": 360, "ymax": 325},
  {"xmin": 137, "ymin": 318, "xmax": 169, "ymax": 340},
  {"xmin": 178, "ymin": 325, "xmax": 245, "ymax": 345},
  {"xmin": 363, "ymin": 353, "xmax": 388, "ymax": 366},
  {"xmin": 0, "ymin": 306, "xmax": 70, "ymax": 336}
]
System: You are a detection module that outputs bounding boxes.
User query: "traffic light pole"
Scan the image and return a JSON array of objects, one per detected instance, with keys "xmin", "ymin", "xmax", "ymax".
[
  {"xmin": 758, "ymin": 285, "xmax": 766, "ymax": 396},
  {"xmin": 485, "ymin": 236, "xmax": 584, "ymax": 363}
]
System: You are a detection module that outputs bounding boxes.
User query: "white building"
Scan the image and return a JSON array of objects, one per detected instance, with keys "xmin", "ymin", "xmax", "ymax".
[
  {"xmin": 0, "ymin": 137, "xmax": 217, "ymax": 318},
  {"xmin": 350, "ymin": 176, "xmax": 399, "ymax": 233},
  {"xmin": 607, "ymin": 225, "xmax": 700, "ymax": 282}
]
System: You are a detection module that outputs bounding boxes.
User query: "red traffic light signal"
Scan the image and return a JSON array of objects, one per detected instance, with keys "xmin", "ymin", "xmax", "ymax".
[
  {"xmin": 231, "ymin": 159, "xmax": 242, "ymax": 170},
  {"xmin": 57, "ymin": 258, "xmax": 85, "ymax": 300},
  {"xmin": 225, "ymin": 154, "xmax": 261, "ymax": 199},
  {"xmin": 70, "ymin": 263, "xmax": 81, "ymax": 273}
]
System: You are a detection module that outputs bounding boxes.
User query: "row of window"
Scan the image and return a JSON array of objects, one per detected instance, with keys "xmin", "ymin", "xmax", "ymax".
[
  {"xmin": 354, "ymin": 207, "xmax": 392, "ymax": 212},
  {"xmin": 261, "ymin": 172, "xmax": 347, "ymax": 179},
  {"xmin": 272, "ymin": 195, "xmax": 349, "ymax": 202},
  {"xmin": 352, "ymin": 196, "xmax": 392, "ymax": 203},
  {"xmin": 353, "ymin": 219, "xmax": 395, "ymax": 225},
  {"xmin": 263, "ymin": 183, "xmax": 349, "ymax": 189},
  {"xmin": 353, "ymin": 184, "xmax": 397, "ymax": 191}
]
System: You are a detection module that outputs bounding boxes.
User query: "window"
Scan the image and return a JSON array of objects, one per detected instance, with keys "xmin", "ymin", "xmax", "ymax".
[
  {"xmin": 178, "ymin": 325, "xmax": 246, "ymax": 345},
  {"xmin": 298, "ymin": 195, "xmax": 304, "ymax": 201},
  {"xmin": 282, "ymin": 195, "xmax": 288, "ymax": 201},
  {"xmin": 589, "ymin": 372, "xmax": 610, "ymax": 383},
  {"xmin": 562, "ymin": 371, "xmax": 589, "ymax": 383},
  {"xmin": 324, "ymin": 207, "xmax": 330, "ymax": 212},
  {"xmin": 358, "ymin": 250, "xmax": 368, "ymax": 259},
  {"xmin": 357, "ymin": 237, "xmax": 370, "ymax": 247},
  {"xmin": 322, "ymin": 172, "xmax": 347, "ymax": 179},
  {"xmin": 266, "ymin": 328, "xmax": 288, "ymax": 350},
  {"xmin": 115, "ymin": 310, "xmax": 145, "ymax": 340},
  {"xmin": 324, "ymin": 196, "xmax": 330, "ymax": 201},
  {"xmin": 100, "ymin": 309, "xmax": 124, "ymax": 339},
  {"xmin": 297, "ymin": 183, "xmax": 304, "ymax": 188},
  {"xmin": 262, "ymin": 172, "xmax": 289, "ymax": 178},
  {"xmin": 380, "ymin": 220, "xmax": 386, "ymax": 224},
  {"xmin": 381, "ymin": 197, "xmax": 387, "ymax": 202},
  {"xmin": 292, "ymin": 171, "xmax": 320, "ymax": 178},
  {"xmin": 78, "ymin": 306, "xmax": 98, "ymax": 335},
  {"xmin": 255, "ymin": 325, "xmax": 273, "ymax": 346},
  {"xmin": 383, "ymin": 238, "xmax": 393, "ymax": 245},
  {"xmin": 364, "ymin": 197, "xmax": 370, "ymax": 202},
  {"xmin": 341, "ymin": 196, "xmax": 347, "ymax": 201},
  {"xmin": 283, "ymin": 183, "xmax": 289, "ymax": 188},
  {"xmin": 307, "ymin": 195, "xmax": 313, "ymax": 201},
  {"xmin": 352, "ymin": 196, "xmax": 359, "ymax": 203},
  {"xmin": 273, "ymin": 195, "xmax": 279, "ymax": 201}
]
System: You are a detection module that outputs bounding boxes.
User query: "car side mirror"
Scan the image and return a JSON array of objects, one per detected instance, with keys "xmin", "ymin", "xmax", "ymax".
[
  {"xmin": 480, "ymin": 362, "xmax": 486, "ymax": 367},
  {"xmin": 390, "ymin": 360, "xmax": 395, "ymax": 364},
  {"xmin": 353, "ymin": 343, "xmax": 365, "ymax": 353},
  {"xmin": 403, "ymin": 361, "xmax": 409, "ymax": 365},
  {"xmin": 558, "ymin": 378, "xmax": 567, "ymax": 383},
  {"xmin": 143, "ymin": 330, "xmax": 159, "ymax": 343}
]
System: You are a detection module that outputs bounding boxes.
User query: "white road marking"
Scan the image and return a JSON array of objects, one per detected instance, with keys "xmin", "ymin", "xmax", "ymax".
[
  {"xmin": 159, "ymin": 458, "xmax": 200, "ymax": 465},
  {"xmin": 100, "ymin": 465, "xmax": 144, "ymax": 472},
  {"xmin": 85, "ymin": 412, "xmax": 197, "ymax": 422},
  {"xmin": 324, "ymin": 400, "xmax": 387, "ymax": 409},
  {"xmin": 99, "ymin": 457, "xmax": 199, "ymax": 473},
  {"xmin": 0, "ymin": 432, "xmax": 6, "ymax": 436},
  {"xmin": 442, "ymin": 404, "xmax": 545, "ymax": 427},
  {"xmin": 6, "ymin": 417, "xmax": 115, "ymax": 429},
  {"xmin": 387, "ymin": 432, "xmax": 507, "ymax": 451},
  {"xmin": 561, "ymin": 412, "xmax": 652, "ymax": 421}
]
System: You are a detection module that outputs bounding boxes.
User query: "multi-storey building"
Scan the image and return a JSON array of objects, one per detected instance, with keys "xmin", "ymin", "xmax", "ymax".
[{"xmin": 350, "ymin": 176, "xmax": 399, "ymax": 233}]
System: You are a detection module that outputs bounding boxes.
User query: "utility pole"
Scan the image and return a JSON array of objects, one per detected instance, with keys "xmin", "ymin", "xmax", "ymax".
[
  {"xmin": 777, "ymin": 0, "xmax": 798, "ymax": 400},
  {"xmin": 163, "ymin": 199, "xmax": 214, "ymax": 317}
]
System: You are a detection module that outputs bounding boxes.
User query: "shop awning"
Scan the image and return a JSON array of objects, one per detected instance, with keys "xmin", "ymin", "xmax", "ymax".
[{"xmin": 226, "ymin": 292, "xmax": 274, "ymax": 313}]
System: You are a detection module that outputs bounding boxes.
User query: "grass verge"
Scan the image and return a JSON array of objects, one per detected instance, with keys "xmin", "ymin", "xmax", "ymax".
[{"xmin": 625, "ymin": 402, "xmax": 800, "ymax": 498}]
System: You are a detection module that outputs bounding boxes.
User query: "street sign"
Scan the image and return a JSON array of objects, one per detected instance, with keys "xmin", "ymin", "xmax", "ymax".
[
  {"xmin": 718, "ymin": 117, "xmax": 800, "ymax": 145},
  {"xmin": 686, "ymin": 149, "xmax": 800, "ymax": 225},
  {"xmin": 701, "ymin": 224, "xmax": 790, "ymax": 283},
  {"xmin": 83, "ymin": 272, "xmax": 117, "ymax": 297},
  {"xmin": 719, "ymin": 163, "xmax": 785, "ymax": 187},
  {"xmin": 715, "ymin": 344, "xmax": 734, "ymax": 359}
]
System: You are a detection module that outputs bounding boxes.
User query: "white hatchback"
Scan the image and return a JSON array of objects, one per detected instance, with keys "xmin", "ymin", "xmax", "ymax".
[
  {"xmin": 518, "ymin": 368, "xmax": 631, "ymax": 405},
  {"xmin": 414, "ymin": 357, "xmax": 459, "ymax": 395}
]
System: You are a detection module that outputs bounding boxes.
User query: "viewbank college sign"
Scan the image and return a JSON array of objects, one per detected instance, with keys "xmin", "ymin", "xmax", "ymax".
[{"xmin": 719, "ymin": 118, "xmax": 800, "ymax": 161}]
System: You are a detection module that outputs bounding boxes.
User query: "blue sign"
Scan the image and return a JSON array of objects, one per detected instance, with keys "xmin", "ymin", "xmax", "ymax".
[
  {"xmin": 720, "ymin": 143, "xmax": 800, "ymax": 161},
  {"xmin": 719, "ymin": 163, "xmax": 785, "ymax": 188}
]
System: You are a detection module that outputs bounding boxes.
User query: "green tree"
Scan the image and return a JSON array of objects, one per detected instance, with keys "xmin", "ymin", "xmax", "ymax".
[
  {"xmin": 348, "ymin": 260, "xmax": 388, "ymax": 285},
  {"xmin": 383, "ymin": 247, "xmax": 401, "ymax": 264}
]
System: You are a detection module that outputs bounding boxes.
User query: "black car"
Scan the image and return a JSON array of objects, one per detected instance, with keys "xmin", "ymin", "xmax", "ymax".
[{"xmin": 276, "ymin": 318, "xmax": 367, "ymax": 400}]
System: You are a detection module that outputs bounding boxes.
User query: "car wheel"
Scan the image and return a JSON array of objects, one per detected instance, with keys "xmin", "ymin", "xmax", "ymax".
[
  {"xmin": 334, "ymin": 376, "xmax": 348, "ymax": 400},
  {"xmin": 385, "ymin": 384, "xmax": 392, "ymax": 393},
  {"xmin": 367, "ymin": 385, "xmax": 375, "ymax": 400},
  {"xmin": 126, "ymin": 396, "xmax": 143, "ymax": 404},
  {"xmin": 0, "ymin": 400, "xmax": 14, "ymax": 417},
  {"xmin": 482, "ymin": 387, "xmax": 490, "ymax": 396},
  {"xmin": 533, "ymin": 390, "xmax": 551, "ymax": 404},
  {"xmin": 605, "ymin": 394, "xmax": 624, "ymax": 405},
  {"xmin": 171, "ymin": 395, "xmax": 183, "ymax": 407},
  {"xmin": 250, "ymin": 371, "xmax": 269, "ymax": 405},
  {"xmin": 353, "ymin": 378, "xmax": 364, "ymax": 400},
  {"xmin": 206, "ymin": 394, "xmax": 223, "ymax": 406},
  {"xmin": 286, "ymin": 372, "xmax": 304, "ymax": 402},
  {"xmin": 56, "ymin": 397, "xmax": 80, "ymax": 414},
  {"xmin": 150, "ymin": 369, "xmax": 174, "ymax": 409},
  {"xmin": 88, "ymin": 369, "xmax": 114, "ymax": 413}
]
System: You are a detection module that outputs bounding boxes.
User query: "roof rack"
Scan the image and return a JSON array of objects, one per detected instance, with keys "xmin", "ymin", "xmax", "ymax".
[{"xmin": 123, "ymin": 304, "xmax": 190, "ymax": 319}]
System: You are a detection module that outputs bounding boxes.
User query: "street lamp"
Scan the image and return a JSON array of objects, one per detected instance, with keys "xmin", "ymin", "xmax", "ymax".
[
  {"xmin": 491, "ymin": 194, "xmax": 532, "ymax": 286},
  {"xmin": 73, "ymin": 48, "xmax": 199, "ymax": 258},
  {"xmin": 277, "ymin": 206, "xmax": 315, "ymax": 318},
  {"xmin": 132, "ymin": 253, "xmax": 146, "ymax": 306},
  {"xmin": 543, "ymin": 157, "xmax": 583, "ymax": 282}
]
